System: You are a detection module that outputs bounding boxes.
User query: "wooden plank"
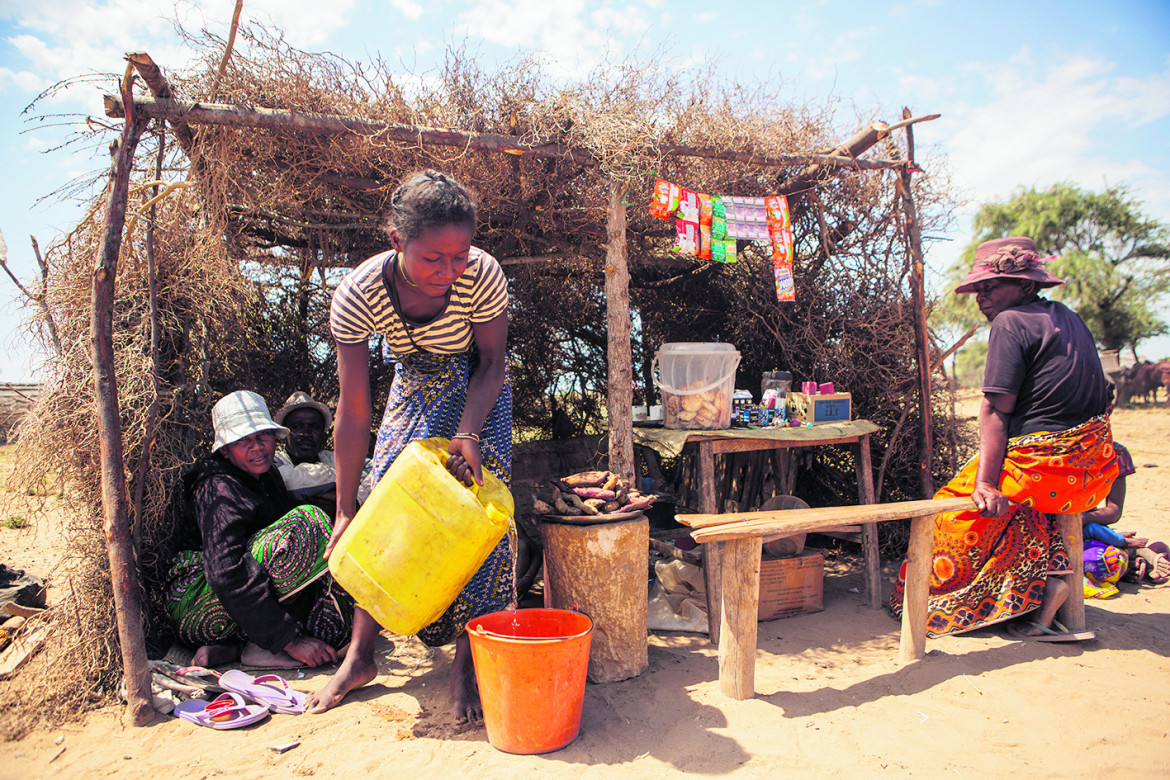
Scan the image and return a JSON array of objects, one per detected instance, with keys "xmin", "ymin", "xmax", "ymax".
[
  {"xmin": 707, "ymin": 435, "xmax": 860, "ymax": 455},
  {"xmin": 899, "ymin": 514, "xmax": 934, "ymax": 662},
  {"xmin": 684, "ymin": 497, "xmax": 974, "ymax": 539},
  {"xmin": 0, "ymin": 625, "xmax": 48, "ymax": 680},
  {"xmin": 2, "ymin": 603, "xmax": 46, "ymax": 619},
  {"xmin": 1055, "ymin": 513, "xmax": 1086, "ymax": 630},
  {"xmin": 718, "ymin": 537, "xmax": 761, "ymax": 699}
]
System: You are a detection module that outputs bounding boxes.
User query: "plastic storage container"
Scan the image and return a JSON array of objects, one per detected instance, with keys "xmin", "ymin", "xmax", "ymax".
[
  {"xmin": 327, "ymin": 437, "xmax": 514, "ymax": 636},
  {"xmin": 652, "ymin": 342, "xmax": 742, "ymax": 430}
]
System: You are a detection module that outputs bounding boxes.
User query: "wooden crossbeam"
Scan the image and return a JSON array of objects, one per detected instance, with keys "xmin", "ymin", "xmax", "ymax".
[
  {"xmin": 683, "ymin": 497, "xmax": 974, "ymax": 542},
  {"xmin": 103, "ymin": 95, "xmax": 910, "ymax": 174}
]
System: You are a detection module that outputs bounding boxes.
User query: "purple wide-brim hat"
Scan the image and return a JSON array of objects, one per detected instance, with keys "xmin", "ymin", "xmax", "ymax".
[{"xmin": 954, "ymin": 236, "xmax": 1065, "ymax": 294}]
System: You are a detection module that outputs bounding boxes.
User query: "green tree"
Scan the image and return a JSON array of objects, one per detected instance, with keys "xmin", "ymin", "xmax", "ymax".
[{"xmin": 942, "ymin": 183, "xmax": 1170, "ymax": 354}]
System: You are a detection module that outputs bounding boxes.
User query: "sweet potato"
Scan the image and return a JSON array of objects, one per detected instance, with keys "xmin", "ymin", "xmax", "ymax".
[
  {"xmin": 553, "ymin": 497, "xmax": 580, "ymax": 516},
  {"xmin": 572, "ymin": 487, "xmax": 617, "ymax": 500},
  {"xmin": 533, "ymin": 499, "xmax": 553, "ymax": 514},
  {"xmin": 561, "ymin": 471, "xmax": 610, "ymax": 488},
  {"xmin": 563, "ymin": 493, "xmax": 589, "ymax": 511}
]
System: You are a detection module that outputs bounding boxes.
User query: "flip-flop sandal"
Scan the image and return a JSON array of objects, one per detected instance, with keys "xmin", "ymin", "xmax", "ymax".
[
  {"xmin": 1122, "ymin": 557, "xmax": 1148, "ymax": 584},
  {"xmin": 1007, "ymin": 620, "xmax": 1095, "ymax": 643},
  {"xmin": 219, "ymin": 669, "xmax": 307, "ymax": 715},
  {"xmin": 174, "ymin": 692, "xmax": 269, "ymax": 730}
]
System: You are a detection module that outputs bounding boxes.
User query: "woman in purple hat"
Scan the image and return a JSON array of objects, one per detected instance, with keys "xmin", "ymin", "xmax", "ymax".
[{"xmin": 889, "ymin": 237, "xmax": 1119, "ymax": 641}]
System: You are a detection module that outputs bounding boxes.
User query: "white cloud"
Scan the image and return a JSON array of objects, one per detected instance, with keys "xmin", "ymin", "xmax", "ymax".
[
  {"xmin": 389, "ymin": 0, "xmax": 423, "ymax": 21},
  {"xmin": 941, "ymin": 50, "xmax": 1170, "ymax": 222},
  {"xmin": 804, "ymin": 25, "xmax": 880, "ymax": 81},
  {"xmin": 456, "ymin": 0, "xmax": 624, "ymax": 77},
  {"xmin": 2, "ymin": 0, "xmax": 357, "ymax": 87}
]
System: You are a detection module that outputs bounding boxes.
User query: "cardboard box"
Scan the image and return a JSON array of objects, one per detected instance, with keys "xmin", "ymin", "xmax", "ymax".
[
  {"xmin": 758, "ymin": 550, "xmax": 824, "ymax": 621},
  {"xmin": 786, "ymin": 391, "xmax": 852, "ymax": 425}
]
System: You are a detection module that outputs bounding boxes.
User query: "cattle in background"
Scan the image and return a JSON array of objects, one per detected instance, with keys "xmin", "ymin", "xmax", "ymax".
[
  {"xmin": 1117, "ymin": 360, "xmax": 1169, "ymax": 405},
  {"xmin": 1156, "ymin": 360, "xmax": 1170, "ymax": 405}
]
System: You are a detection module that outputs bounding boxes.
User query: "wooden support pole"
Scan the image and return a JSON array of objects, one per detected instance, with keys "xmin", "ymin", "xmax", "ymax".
[
  {"xmin": 697, "ymin": 441, "xmax": 723, "ymax": 644},
  {"xmin": 899, "ymin": 513, "xmax": 934, "ymax": 662},
  {"xmin": 856, "ymin": 434, "xmax": 881, "ymax": 608},
  {"xmin": 898, "ymin": 108, "xmax": 935, "ymax": 498},
  {"xmin": 92, "ymin": 73, "xmax": 154, "ymax": 726},
  {"xmin": 604, "ymin": 178, "xmax": 635, "ymax": 483},
  {"xmin": 1055, "ymin": 513, "xmax": 1086, "ymax": 630},
  {"xmin": 718, "ymin": 536, "xmax": 762, "ymax": 700},
  {"xmin": 126, "ymin": 53, "xmax": 196, "ymax": 156}
]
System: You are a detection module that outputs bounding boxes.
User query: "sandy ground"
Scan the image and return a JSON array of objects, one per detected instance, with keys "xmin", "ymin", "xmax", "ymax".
[{"xmin": 1, "ymin": 402, "xmax": 1168, "ymax": 779}]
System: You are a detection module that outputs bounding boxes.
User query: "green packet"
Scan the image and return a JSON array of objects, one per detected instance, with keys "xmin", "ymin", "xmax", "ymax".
[{"xmin": 711, "ymin": 238, "xmax": 737, "ymax": 263}]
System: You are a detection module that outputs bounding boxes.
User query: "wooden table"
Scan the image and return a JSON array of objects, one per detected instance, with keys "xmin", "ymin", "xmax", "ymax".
[{"xmin": 632, "ymin": 420, "xmax": 882, "ymax": 642}]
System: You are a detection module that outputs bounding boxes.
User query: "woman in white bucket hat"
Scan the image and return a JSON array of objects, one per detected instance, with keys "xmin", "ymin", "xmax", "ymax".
[{"xmin": 163, "ymin": 390, "xmax": 355, "ymax": 669}]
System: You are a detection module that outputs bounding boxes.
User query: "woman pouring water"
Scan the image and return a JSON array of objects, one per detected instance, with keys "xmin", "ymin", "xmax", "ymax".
[{"xmin": 307, "ymin": 170, "xmax": 513, "ymax": 721}]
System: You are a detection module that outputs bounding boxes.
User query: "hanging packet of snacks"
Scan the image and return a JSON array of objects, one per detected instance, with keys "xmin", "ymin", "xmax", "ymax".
[
  {"xmin": 725, "ymin": 196, "xmax": 769, "ymax": 241},
  {"xmin": 711, "ymin": 196, "xmax": 727, "ymax": 240},
  {"xmin": 697, "ymin": 193, "xmax": 713, "ymax": 259},
  {"xmin": 765, "ymin": 194, "xmax": 795, "ymax": 301},
  {"xmin": 649, "ymin": 179, "xmax": 681, "ymax": 221},
  {"xmin": 673, "ymin": 188, "xmax": 701, "ymax": 256},
  {"xmin": 711, "ymin": 238, "xmax": 737, "ymax": 263}
]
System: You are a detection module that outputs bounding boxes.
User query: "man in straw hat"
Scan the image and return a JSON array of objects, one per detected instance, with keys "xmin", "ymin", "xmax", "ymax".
[
  {"xmin": 890, "ymin": 237, "xmax": 1118, "ymax": 642},
  {"xmin": 273, "ymin": 391, "xmax": 375, "ymax": 516}
]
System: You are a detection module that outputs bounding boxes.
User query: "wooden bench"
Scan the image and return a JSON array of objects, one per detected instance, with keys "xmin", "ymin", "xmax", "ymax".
[{"xmin": 679, "ymin": 499, "xmax": 1087, "ymax": 699}]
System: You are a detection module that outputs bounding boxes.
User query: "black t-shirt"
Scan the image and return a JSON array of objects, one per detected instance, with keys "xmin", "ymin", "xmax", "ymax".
[{"xmin": 983, "ymin": 298, "xmax": 1109, "ymax": 438}]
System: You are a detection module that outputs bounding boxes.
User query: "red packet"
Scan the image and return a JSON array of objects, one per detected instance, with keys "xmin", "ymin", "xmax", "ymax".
[
  {"xmin": 673, "ymin": 218, "xmax": 700, "ymax": 256},
  {"xmin": 766, "ymin": 195, "xmax": 794, "ymax": 302},
  {"xmin": 697, "ymin": 193, "xmax": 713, "ymax": 259},
  {"xmin": 677, "ymin": 188, "xmax": 700, "ymax": 222},
  {"xmin": 649, "ymin": 179, "xmax": 680, "ymax": 221}
]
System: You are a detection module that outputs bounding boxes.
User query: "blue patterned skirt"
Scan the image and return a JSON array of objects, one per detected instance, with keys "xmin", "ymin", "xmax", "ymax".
[{"xmin": 374, "ymin": 349, "xmax": 513, "ymax": 647}]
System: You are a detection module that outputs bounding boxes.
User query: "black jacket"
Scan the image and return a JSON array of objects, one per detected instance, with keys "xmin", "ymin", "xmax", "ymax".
[{"xmin": 174, "ymin": 453, "xmax": 299, "ymax": 652}]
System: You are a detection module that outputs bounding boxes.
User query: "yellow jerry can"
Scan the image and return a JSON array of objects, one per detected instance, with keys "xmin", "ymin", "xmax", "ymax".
[{"xmin": 328, "ymin": 437, "xmax": 514, "ymax": 636}]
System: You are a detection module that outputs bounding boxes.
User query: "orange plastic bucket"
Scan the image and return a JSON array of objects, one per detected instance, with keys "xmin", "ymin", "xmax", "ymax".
[{"xmin": 467, "ymin": 608, "xmax": 593, "ymax": 754}]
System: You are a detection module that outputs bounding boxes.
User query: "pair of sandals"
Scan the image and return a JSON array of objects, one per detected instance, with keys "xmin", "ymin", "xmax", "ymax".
[
  {"xmin": 1123, "ymin": 542, "xmax": 1170, "ymax": 585},
  {"xmin": 175, "ymin": 670, "xmax": 307, "ymax": 730}
]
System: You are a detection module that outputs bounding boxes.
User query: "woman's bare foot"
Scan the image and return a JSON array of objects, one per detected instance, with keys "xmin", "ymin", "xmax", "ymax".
[
  {"xmin": 305, "ymin": 606, "xmax": 381, "ymax": 714},
  {"xmin": 450, "ymin": 632, "xmax": 482, "ymax": 724},
  {"xmin": 305, "ymin": 652, "xmax": 378, "ymax": 713},
  {"xmin": 241, "ymin": 641, "xmax": 302, "ymax": 669},
  {"xmin": 191, "ymin": 643, "xmax": 240, "ymax": 667}
]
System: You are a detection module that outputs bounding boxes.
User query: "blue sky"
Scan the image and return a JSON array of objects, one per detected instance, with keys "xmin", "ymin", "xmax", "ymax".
[{"xmin": 1, "ymin": 0, "xmax": 1168, "ymax": 381}]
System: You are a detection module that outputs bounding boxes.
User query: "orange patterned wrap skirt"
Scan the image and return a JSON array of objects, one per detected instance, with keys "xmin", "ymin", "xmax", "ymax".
[{"xmin": 889, "ymin": 414, "xmax": 1117, "ymax": 637}]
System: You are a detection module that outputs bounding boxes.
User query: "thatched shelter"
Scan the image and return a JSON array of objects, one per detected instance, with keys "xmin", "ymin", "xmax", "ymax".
[{"xmin": 2, "ymin": 24, "xmax": 968, "ymax": 735}]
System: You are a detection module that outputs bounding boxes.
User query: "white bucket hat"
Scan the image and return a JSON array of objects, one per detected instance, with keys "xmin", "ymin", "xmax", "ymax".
[
  {"xmin": 211, "ymin": 391, "xmax": 289, "ymax": 452},
  {"xmin": 274, "ymin": 390, "xmax": 333, "ymax": 430}
]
